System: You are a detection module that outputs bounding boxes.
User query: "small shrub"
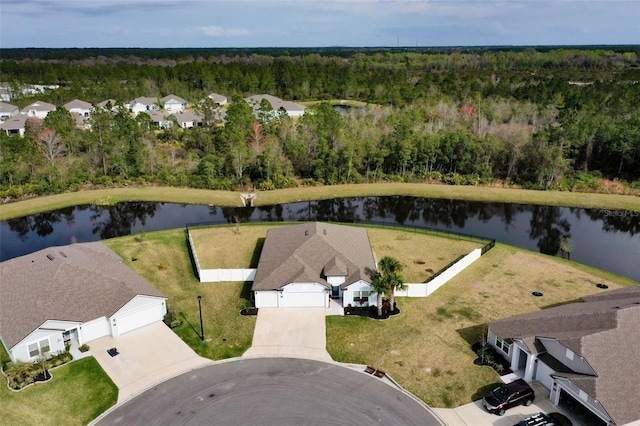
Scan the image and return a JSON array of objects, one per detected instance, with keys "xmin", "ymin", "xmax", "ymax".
[{"xmin": 78, "ymin": 344, "xmax": 90, "ymax": 353}]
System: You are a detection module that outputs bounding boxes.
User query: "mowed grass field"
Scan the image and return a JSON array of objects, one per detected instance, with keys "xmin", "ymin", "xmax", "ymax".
[{"xmin": 326, "ymin": 243, "xmax": 638, "ymax": 408}]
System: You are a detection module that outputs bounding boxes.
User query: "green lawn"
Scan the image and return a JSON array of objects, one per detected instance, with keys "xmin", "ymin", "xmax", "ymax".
[
  {"xmin": 2, "ymin": 182, "xmax": 639, "ymax": 221},
  {"xmin": 104, "ymin": 229, "xmax": 256, "ymax": 360},
  {"xmin": 0, "ymin": 354, "xmax": 118, "ymax": 426},
  {"xmin": 326, "ymin": 243, "xmax": 638, "ymax": 408}
]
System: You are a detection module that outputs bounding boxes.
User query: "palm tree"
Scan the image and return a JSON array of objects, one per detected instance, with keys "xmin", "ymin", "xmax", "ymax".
[
  {"xmin": 378, "ymin": 256, "xmax": 404, "ymax": 314},
  {"xmin": 371, "ymin": 271, "xmax": 390, "ymax": 318}
]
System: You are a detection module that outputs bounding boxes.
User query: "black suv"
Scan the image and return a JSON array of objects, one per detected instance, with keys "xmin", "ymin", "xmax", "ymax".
[{"xmin": 482, "ymin": 379, "xmax": 535, "ymax": 416}]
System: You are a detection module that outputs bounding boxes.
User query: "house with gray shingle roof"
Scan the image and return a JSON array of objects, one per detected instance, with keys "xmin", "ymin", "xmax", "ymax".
[
  {"xmin": 160, "ymin": 94, "xmax": 188, "ymax": 114},
  {"xmin": 487, "ymin": 286, "xmax": 640, "ymax": 426},
  {"xmin": 0, "ymin": 242, "xmax": 167, "ymax": 363},
  {"xmin": 252, "ymin": 222, "xmax": 377, "ymax": 308},
  {"xmin": 126, "ymin": 96, "xmax": 158, "ymax": 115},
  {"xmin": 63, "ymin": 99, "xmax": 93, "ymax": 117},
  {"xmin": 207, "ymin": 92, "xmax": 227, "ymax": 106},
  {"xmin": 0, "ymin": 114, "xmax": 26, "ymax": 136},
  {"xmin": 245, "ymin": 94, "xmax": 306, "ymax": 118},
  {"xmin": 174, "ymin": 110, "xmax": 204, "ymax": 129},
  {"xmin": 21, "ymin": 100, "xmax": 56, "ymax": 119},
  {"xmin": 0, "ymin": 101, "xmax": 19, "ymax": 121}
]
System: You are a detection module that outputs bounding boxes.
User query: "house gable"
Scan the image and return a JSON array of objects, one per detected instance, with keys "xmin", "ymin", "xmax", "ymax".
[
  {"xmin": 0, "ymin": 242, "xmax": 166, "ymax": 361},
  {"xmin": 488, "ymin": 287, "xmax": 640, "ymax": 425}
]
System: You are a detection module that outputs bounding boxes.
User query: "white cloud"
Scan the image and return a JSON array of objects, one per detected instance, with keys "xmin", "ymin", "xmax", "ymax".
[{"xmin": 197, "ymin": 26, "xmax": 251, "ymax": 37}]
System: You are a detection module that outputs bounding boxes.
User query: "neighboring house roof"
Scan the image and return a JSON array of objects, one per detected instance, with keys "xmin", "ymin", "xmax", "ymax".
[
  {"xmin": 0, "ymin": 101, "xmax": 19, "ymax": 115},
  {"xmin": 130, "ymin": 97, "xmax": 158, "ymax": 106},
  {"xmin": 252, "ymin": 222, "xmax": 377, "ymax": 291},
  {"xmin": 97, "ymin": 99, "xmax": 118, "ymax": 109},
  {"xmin": 21, "ymin": 100, "xmax": 56, "ymax": 113},
  {"xmin": 63, "ymin": 99, "xmax": 93, "ymax": 111},
  {"xmin": 489, "ymin": 286, "xmax": 640, "ymax": 425},
  {"xmin": 0, "ymin": 114, "xmax": 26, "ymax": 131},
  {"xmin": 146, "ymin": 110, "xmax": 170, "ymax": 122},
  {"xmin": 0, "ymin": 242, "xmax": 166, "ymax": 351},
  {"xmin": 174, "ymin": 110, "xmax": 202, "ymax": 123},
  {"xmin": 160, "ymin": 94, "xmax": 187, "ymax": 104},
  {"xmin": 245, "ymin": 94, "xmax": 306, "ymax": 114},
  {"xmin": 207, "ymin": 93, "xmax": 227, "ymax": 104}
]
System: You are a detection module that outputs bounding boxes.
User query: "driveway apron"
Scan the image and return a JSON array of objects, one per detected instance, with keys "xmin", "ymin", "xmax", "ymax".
[
  {"xmin": 90, "ymin": 321, "xmax": 212, "ymax": 403},
  {"xmin": 243, "ymin": 308, "xmax": 332, "ymax": 362}
]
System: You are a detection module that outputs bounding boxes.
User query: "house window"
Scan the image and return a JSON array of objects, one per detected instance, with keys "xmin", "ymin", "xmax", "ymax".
[
  {"xmin": 353, "ymin": 291, "xmax": 371, "ymax": 307},
  {"xmin": 28, "ymin": 339, "xmax": 50, "ymax": 358},
  {"xmin": 496, "ymin": 336, "xmax": 511, "ymax": 354},
  {"xmin": 28, "ymin": 343, "xmax": 39, "ymax": 358}
]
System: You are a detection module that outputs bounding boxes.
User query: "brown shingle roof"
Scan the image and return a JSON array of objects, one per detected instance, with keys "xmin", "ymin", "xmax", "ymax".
[
  {"xmin": 489, "ymin": 287, "xmax": 640, "ymax": 424},
  {"xmin": 0, "ymin": 242, "xmax": 166, "ymax": 350},
  {"xmin": 251, "ymin": 222, "xmax": 376, "ymax": 291}
]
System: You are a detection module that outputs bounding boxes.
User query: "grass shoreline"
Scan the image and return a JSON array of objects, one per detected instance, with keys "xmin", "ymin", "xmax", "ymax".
[{"xmin": 1, "ymin": 182, "xmax": 639, "ymax": 221}]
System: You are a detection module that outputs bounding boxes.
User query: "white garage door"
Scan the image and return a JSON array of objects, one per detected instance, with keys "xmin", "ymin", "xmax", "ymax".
[
  {"xmin": 284, "ymin": 292, "xmax": 327, "ymax": 308},
  {"xmin": 535, "ymin": 359, "xmax": 555, "ymax": 390},
  {"xmin": 114, "ymin": 303, "xmax": 164, "ymax": 335}
]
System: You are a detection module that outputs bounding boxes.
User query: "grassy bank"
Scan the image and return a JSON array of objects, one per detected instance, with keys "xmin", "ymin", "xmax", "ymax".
[{"xmin": 1, "ymin": 182, "xmax": 639, "ymax": 221}]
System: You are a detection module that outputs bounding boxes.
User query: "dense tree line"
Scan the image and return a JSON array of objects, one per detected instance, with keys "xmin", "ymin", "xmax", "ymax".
[{"xmin": 0, "ymin": 47, "xmax": 638, "ymax": 199}]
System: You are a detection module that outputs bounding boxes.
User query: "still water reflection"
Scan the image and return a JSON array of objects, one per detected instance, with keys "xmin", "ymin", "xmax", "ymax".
[{"xmin": 1, "ymin": 197, "xmax": 638, "ymax": 280}]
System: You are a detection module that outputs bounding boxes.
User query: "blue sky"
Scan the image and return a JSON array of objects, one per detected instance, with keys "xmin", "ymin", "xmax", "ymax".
[{"xmin": 1, "ymin": 0, "xmax": 639, "ymax": 48}]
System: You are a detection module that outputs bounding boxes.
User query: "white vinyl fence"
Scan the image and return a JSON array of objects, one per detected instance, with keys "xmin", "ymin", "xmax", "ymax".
[
  {"xmin": 187, "ymin": 229, "xmax": 256, "ymax": 283},
  {"xmin": 395, "ymin": 248, "xmax": 482, "ymax": 297}
]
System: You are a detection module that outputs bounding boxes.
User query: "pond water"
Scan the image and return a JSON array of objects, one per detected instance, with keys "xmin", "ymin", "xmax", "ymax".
[{"xmin": 1, "ymin": 196, "xmax": 638, "ymax": 280}]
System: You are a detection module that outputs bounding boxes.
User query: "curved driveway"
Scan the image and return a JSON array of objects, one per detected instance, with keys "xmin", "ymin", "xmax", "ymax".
[{"xmin": 96, "ymin": 357, "xmax": 443, "ymax": 426}]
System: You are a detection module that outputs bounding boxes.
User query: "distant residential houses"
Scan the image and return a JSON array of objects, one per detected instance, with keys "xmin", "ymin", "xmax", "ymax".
[
  {"xmin": 0, "ymin": 91, "xmax": 305, "ymax": 136},
  {"xmin": 0, "ymin": 83, "xmax": 61, "ymax": 102}
]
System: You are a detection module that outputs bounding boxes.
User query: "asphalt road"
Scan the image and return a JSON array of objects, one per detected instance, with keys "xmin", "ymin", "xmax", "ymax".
[{"xmin": 95, "ymin": 357, "xmax": 443, "ymax": 426}]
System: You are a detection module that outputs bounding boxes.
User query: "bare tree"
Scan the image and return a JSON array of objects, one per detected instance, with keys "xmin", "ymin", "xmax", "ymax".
[{"xmin": 38, "ymin": 129, "xmax": 66, "ymax": 164}]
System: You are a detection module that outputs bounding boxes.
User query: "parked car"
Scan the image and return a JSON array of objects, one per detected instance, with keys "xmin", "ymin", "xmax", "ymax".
[
  {"xmin": 514, "ymin": 412, "xmax": 573, "ymax": 426},
  {"xmin": 482, "ymin": 378, "xmax": 535, "ymax": 416}
]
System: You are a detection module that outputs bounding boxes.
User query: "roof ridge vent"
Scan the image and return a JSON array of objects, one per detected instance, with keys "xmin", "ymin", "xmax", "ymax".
[
  {"xmin": 46, "ymin": 253, "xmax": 55, "ymax": 261},
  {"xmin": 305, "ymin": 230, "xmax": 309, "ymax": 236}
]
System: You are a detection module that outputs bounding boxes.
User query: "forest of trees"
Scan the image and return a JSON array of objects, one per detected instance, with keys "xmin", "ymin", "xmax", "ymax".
[{"xmin": 0, "ymin": 46, "xmax": 639, "ymax": 199}]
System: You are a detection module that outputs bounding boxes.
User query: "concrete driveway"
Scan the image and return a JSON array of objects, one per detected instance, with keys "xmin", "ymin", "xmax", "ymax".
[
  {"xmin": 91, "ymin": 321, "xmax": 212, "ymax": 403},
  {"xmin": 243, "ymin": 308, "xmax": 332, "ymax": 361},
  {"xmin": 434, "ymin": 382, "xmax": 582, "ymax": 426}
]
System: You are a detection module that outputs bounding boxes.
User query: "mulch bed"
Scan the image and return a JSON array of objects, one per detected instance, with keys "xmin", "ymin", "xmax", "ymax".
[
  {"xmin": 344, "ymin": 302, "xmax": 400, "ymax": 320},
  {"xmin": 471, "ymin": 342, "xmax": 513, "ymax": 375}
]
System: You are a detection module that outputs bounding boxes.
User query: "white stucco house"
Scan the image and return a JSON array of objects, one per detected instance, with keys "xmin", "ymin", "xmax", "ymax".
[
  {"xmin": 21, "ymin": 100, "xmax": 56, "ymax": 119},
  {"xmin": 0, "ymin": 114, "xmax": 26, "ymax": 136},
  {"xmin": 245, "ymin": 94, "xmax": 306, "ymax": 118},
  {"xmin": 160, "ymin": 94, "xmax": 188, "ymax": 114},
  {"xmin": 127, "ymin": 97, "xmax": 158, "ymax": 115},
  {"xmin": 0, "ymin": 242, "xmax": 167, "ymax": 363},
  {"xmin": 487, "ymin": 286, "xmax": 640, "ymax": 426},
  {"xmin": 252, "ymin": 222, "xmax": 378, "ymax": 309},
  {"xmin": 0, "ymin": 101, "xmax": 19, "ymax": 121},
  {"xmin": 63, "ymin": 99, "xmax": 93, "ymax": 117}
]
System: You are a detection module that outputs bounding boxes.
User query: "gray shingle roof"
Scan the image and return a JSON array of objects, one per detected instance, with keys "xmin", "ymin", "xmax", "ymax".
[
  {"xmin": 489, "ymin": 286, "xmax": 640, "ymax": 425},
  {"xmin": 63, "ymin": 99, "xmax": 92, "ymax": 110},
  {"xmin": 0, "ymin": 114, "xmax": 26, "ymax": 130},
  {"xmin": 21, "ymin": 100, "xmax": 56, "ymax": 113},
  {"xmin": 160, "ymin": 94, "xmax": 187, "ymax": 104},
  {"xmin": 245, "ymin": 94, "xmax": 305, "ymax": 113},
  {"xmin": 252, "ymin": 222, "xmax": 376, "ymax": 291},
  {"xmin": 0, "ymin": 102, "xmax": 19, "ymax": 114},
  {"xmin": 0, "ymin": 242, "xmax": 166, "ymax": 350}
]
